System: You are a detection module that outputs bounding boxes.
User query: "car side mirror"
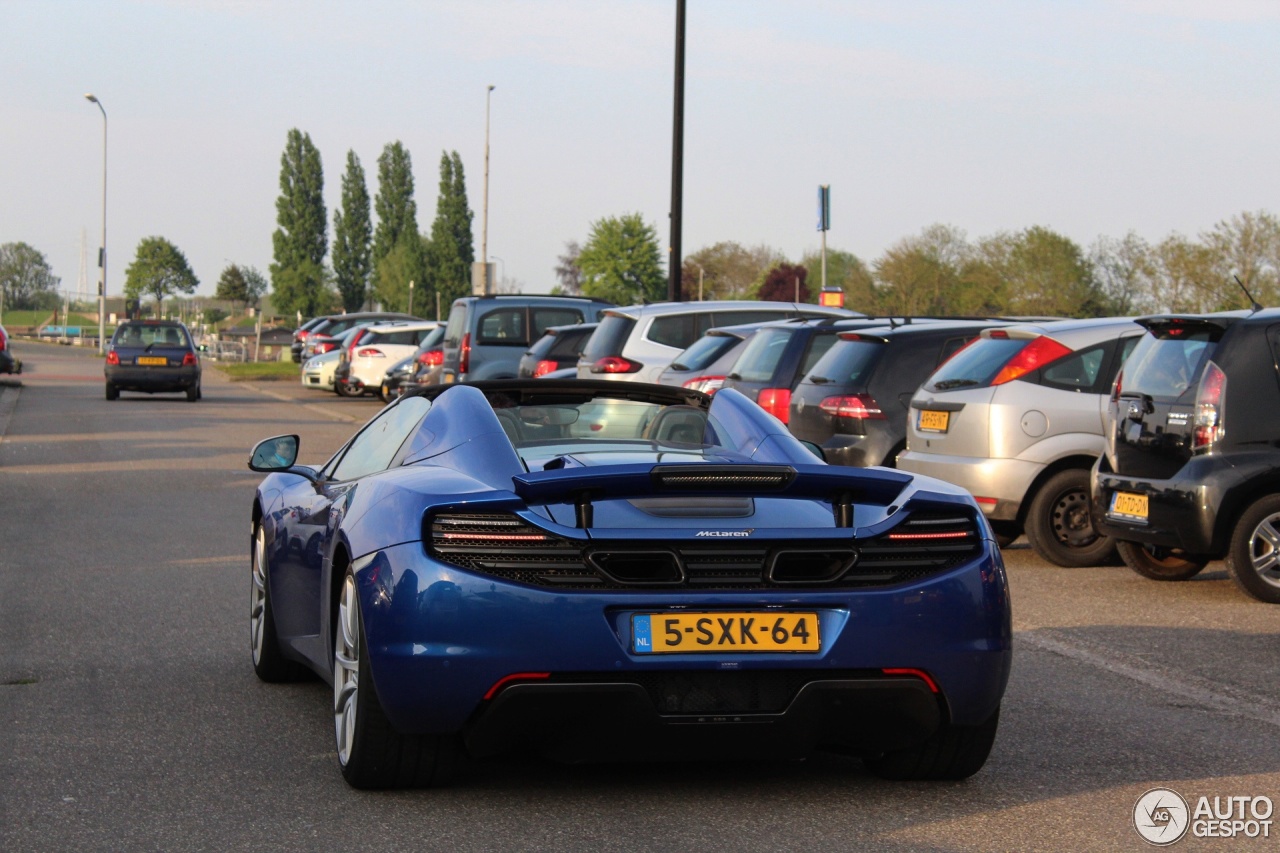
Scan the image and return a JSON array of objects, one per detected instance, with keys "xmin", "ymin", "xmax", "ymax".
[{"xmin": 249, "ymin": 434, "xmax": 300, "ymax": 471}]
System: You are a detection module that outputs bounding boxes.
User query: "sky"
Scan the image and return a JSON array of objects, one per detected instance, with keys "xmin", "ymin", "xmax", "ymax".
[{"xmin": 5, "ymin": 0, "xmax": 1280, "ymax": 309}]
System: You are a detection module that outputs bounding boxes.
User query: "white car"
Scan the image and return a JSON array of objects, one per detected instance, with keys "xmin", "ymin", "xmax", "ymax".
[
  {"xmin": 336, "ymin": 321, "xmax": 440, "ymax": 397},
  {"xmin": 301, "ymin": 349, "xmax": 343, "ymax": 391}
]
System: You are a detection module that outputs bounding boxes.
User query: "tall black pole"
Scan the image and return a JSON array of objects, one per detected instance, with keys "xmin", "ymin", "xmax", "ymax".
[{"xmin": 668, "ymin": 0, "xmax": 686, "ymax": 302}]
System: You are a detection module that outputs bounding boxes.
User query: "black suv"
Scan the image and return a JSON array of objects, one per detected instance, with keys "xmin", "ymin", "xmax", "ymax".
[
  {"xmin": 788, "ymin": 320, "xmax": 1008, "ymax": 467},
  {"xmin": 1092, "ymin": 309, "xmax": 1280, "ymax": 602}
]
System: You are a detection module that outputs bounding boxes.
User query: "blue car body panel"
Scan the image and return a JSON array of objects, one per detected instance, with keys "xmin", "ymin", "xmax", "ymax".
[{"xmin": 252, "ymin": 381, "xmax": 1012, "ymax": 765}]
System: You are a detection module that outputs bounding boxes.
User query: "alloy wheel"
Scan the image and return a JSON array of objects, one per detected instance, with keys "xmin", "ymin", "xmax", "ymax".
[
  {"xmin": 334, "ymin": 573, "xmax": 360, "ymax": 766},
  {"xmin": 250, "ymin": 527, "xmax": 268, "ymax": 666},
  {"xmin": 1247, "ymin": 511, "xmax": 1280, "ymax": 589}
]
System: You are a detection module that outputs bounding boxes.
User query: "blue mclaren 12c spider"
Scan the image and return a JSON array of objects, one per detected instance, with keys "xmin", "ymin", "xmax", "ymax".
[{"xmin": 248, "ymin": 380, "xmax": 1011, "ymax": 789}]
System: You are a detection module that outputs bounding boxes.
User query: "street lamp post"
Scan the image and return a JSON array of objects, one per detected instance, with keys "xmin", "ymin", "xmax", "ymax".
[
  {"xmin": 85, "ymin": 94, "xmax": 107, "ymax": 353},
  {"xmin": 482, "ymin": 85, "xmax": 495, "ymax": 296}
]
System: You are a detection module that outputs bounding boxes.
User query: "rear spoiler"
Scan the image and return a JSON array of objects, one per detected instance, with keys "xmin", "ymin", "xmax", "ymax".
[
  {"xmin": 511, "ymin": 463, "xmax": 912, "ymax": 528},
  {"xmin": 1136, "ymin": 314, "xmax": 1243, "ymax": 333}
]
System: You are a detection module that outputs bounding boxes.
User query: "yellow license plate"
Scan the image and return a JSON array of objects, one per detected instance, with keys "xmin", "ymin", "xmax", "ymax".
[
  {"xmin": 443, "ymin": 373, "xmax": 455, "ymax": 384},
  {"xmin": 633, "ymin": 612, "xmax": 819, "ymax": 654},
  {"xmin": 1110, "ymin": 491, "xmax": 1149, "ymax": 520},
  {"xmin": 136, "ymin": 356, "xmax": 168, "ymax": 366},
  {"xmin": 919, "ymin": 410, "xmax": 950, "ymax": 432}
]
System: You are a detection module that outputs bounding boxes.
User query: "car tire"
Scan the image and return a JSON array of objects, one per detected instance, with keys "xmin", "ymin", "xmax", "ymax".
[
  {"xmin": 1225, "ymin": 495, "xmax": 1280, "ymax": 603},
  {"xmin": 379, "ymin": 382, "xmax": 392, "ymax": 404},
  {"xmin": 1116, "ymin": 540, "xmax": 1208, "ymax": 581},
  {"xmin": 334, "ymin": 570, "xmax": 457, "ymax": 789},
  {"xmin": 250, "ymin": 524, "xmax": 305, "ymax": 682},
  {"xmin": 105, "ymin": 382, "xmax": 118, "ymax": 401},
  {"xmin": 865, "ymin": 707, "xmax": 1000, "ymax": 781},
  {"xmin": 335, "ymin": 380, "xmax": 360, "ymax": 398},
  {"xmin": 186, "ymin": 383, "xmax": 200, "ymax": 402},
  {"xmin": 1023, "ymin": 469, "xmax": 1116, "ymax": 568}
]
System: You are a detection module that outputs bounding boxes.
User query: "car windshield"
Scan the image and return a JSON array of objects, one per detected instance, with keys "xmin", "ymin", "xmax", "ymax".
[
  {"xmin": 731, "ymin": 328, "xmax": 792, "ymax": 382},
  {"xmin": 1122, "ymin": 332, "xmax": 1217, "ymax": 400},
  {"xmin": 924, "ymin": 336, "xmax": 1028, "ymax": 391},
  {"xmin": 670, "ymin": 333, "xmax": 740, "ymax": 371},
  {"xmin": 805, "ymin": 339, "xmax": 884, "ymax": 385}
]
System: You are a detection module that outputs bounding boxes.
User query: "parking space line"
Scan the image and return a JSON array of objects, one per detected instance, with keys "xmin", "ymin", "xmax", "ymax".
[{"xmin": 1016, "ymin": 622, "xmax": 1280, "ymax": 728}]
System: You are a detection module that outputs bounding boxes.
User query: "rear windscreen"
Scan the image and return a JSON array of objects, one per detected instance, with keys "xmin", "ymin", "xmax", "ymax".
[
  {"xmin": 924, "ymin": 337, "xmax": 1028, "ymax": 391},
  {"xmin": 670, "ymin": 334, "xmax": 739, "ymax": 371},
  {"xmin": 581, "ymin": 314, "xmax": 636, "ymax": 361},
  {"xmin": 732, "ymin": 328, "xmax": 793, "ymax": 382},
  {"xmin": 805, "ymin": 339, "xmax": 885, "ymax": 385},
  {"xmin": 547, "ymin": 327, "xmax": 593, "ymax": 359},
  {"xmin": 113, "ymin": 325, "xmax": 190, "ymax": 348},
  {"xmin": 1122, "ymin": 330, "xmax": 1218, "ymax": 400}
]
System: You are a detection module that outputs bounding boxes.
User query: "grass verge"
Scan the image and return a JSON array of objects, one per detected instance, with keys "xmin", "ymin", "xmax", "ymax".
[{"xmin": 215, "ymin": 361, "xmax": 300, "ymax": 381}]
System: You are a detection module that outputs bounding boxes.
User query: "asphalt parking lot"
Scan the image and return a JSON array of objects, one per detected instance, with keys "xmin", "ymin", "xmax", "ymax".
[{"xmin": 3, "ymin": 342, "xmax": 1279, "ymax": 852}]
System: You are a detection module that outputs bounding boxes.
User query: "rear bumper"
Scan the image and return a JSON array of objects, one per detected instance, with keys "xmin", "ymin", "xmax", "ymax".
[
  {"xmin": 897, "ymin": 451, "xmax": 1041, "ymax": 522},
  {"xmin": 104, "ymin": 364, "xmax": 199, "ymax": 391},
  {"xmin": 0, "ymin": 350, "xmax": 19, "ymax": 374},
  {"xmin": 466, "ymin": 674, "xmax": 941, "ymax": 761},
  {"xmin": 818, "ymin": 431, "xmax": 899, "ymax": 469},
  {"xmin": 355, "ymin": 541, "xmax": 1012, "ymax": 755},
  {"xmin": 1090, "ymin": 454, "xmax": 1241, "ymax": 556}
]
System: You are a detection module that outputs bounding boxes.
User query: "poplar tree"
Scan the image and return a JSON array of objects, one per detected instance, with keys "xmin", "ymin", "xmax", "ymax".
[
  {"xmin": 333, "ymin": 150, "xmax": 372, "ymax": 312},
  {"xmin": 270, "ymin": 129, "xmax": 328, "ymax": 317},
  {"xmin": 425, "ymin": 150, "xmax": 475, "ymax": 306},
  {"xmin": 372, "ymin": 141, "xmax": 426, "ymax": 311}
]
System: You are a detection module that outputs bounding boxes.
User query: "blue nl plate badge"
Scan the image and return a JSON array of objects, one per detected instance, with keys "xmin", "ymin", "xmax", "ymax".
[{"xmin": 633, "ymin": 614, "xmax": 653, "ymax": 654}]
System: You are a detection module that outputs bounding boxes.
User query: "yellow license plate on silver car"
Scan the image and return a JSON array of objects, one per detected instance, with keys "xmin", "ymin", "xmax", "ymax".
[
  {"xmin": 919, "ymin": 410, "xmax": 950, "ymax": 432},
  {"xmin": 1110, "ymin": 491, "xmax": 1149, "ymax": 521},
  {"xmin": 633, "ymin": 612, "xmax": 819, "ymax": 654}
]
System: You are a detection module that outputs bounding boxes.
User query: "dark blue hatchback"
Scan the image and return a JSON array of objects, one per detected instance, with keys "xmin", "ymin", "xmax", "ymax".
[{"xmin": 104, "ymin": 320, "xmax": 202, "ymax": 401}]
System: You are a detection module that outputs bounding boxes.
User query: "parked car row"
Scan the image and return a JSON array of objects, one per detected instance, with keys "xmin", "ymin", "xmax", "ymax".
[{"xmin": 287, "ymin": 296, "xmax": 1280, "ymax": 603}]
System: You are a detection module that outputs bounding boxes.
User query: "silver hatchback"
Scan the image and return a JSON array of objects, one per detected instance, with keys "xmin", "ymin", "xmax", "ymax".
[{"xmin": 896, "ymin": 317, "xmax": 1143, "ymax": 566}]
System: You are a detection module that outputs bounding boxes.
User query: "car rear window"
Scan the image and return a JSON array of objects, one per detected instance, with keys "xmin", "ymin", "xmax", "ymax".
[
  {"xmin": 731, "ymin": 327, "xmax": 793, "ymax": 383},
  {"xmin": 547, "ymin": 326, "xmax": 593, "ymax": 359},
  {"xmin": 443, "ymin": 303, "xmax": 468, "ymax": 348},
  {"xmin": 113, "ymin": 324, "xmax": 190, "ymax": 347},
  {"xmin": 1122, "ymin": 331, "xmax": 1218, "ymax": 400},
  {"xmin": 648, "ymin": 314, "xmax": 698, "ymax": 349},
  {"xmin": 581, "ymin": 314, "xmax": 636, "ymax": 361},
  {"xmin": 806, "ymin": 339, "xmax": 885, "ymax": 385},
  {"xmin": 799, "ymin": 332, "xmax": 839, "ymax": 376},
  {"xmin": 670, "ymin": 334, "xmax": 740, "ymax": 372},
  {"xmin": 477, "ymin": 308, "xmax": 528, "ymax": 345},
  {"xmin": 923, "ymin": 337, "xmax": 1028, "ymax": 391}
]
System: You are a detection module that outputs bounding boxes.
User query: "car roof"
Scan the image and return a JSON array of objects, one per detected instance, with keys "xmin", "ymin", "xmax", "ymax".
[
  {"xmin": 602, "ymin": 301, "xmax": 853, "ymax": 320},
  {"xmin": 364, "ymin": 320, "xmax": 439, "ymax": 333},
  {"xmin": 454, "ymin": 294, "xmax": 614, "ymax": 305}
]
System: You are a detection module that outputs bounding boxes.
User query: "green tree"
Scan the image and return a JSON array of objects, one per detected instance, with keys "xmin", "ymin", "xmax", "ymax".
[
  {"xmin": 371, "ymin": 141, "xmax": 425, "ymax": 311},
  {"xmin": 1090, "ymin": 232, "xmax": 1156, "ymax": 315},
  {"xmin": 425, "ymin": 151, "xmax": 475, "ymax": 307},
  {"xmin": 799, "ymin": 248, "xmax": 876, "ymax": 312},
  {"xmin": 1201, "ymin": 210, "xmax": 1280, "ymax": 309},
  {"xmin": 1151, "ymin": 234, "xmax": 1218, "ymax": 313},
  {"xmin": 241, "ymin": 266, "xmax": 268, "ymax": 309},
  {"xmin": 577, "ymin": 213, "xmax": 666, "ymax": 306},
  {"xmin": 202, "ymin": 307, "xmax": 228, "ymax": 327},
  {"xmin": 0, "ymin": 241, "xmax": 60, "ymax": 310},
  {"xmin": 682, "ymin": 241, "xmax": 782, "ymax": 301},
  {"xmin": 333, "ymin": 150, "xmax": 372, "ymax": 312},
  {"xmin": 874, "ymin": 225, "xmax": 981, "ymax": 315},
  {"xmin": 270, "ymin": 129, "xmax": 328, "ymax": 317},
  {"xmin": 123, "ymin": 236, "xmax": 199, "ymax": 312},
  {"xmin": 215, "ymin": 264, "xmax": 254, "ymax": 311}
]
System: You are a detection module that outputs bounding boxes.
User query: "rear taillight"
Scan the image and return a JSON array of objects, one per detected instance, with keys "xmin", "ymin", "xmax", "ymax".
[
  {"xmin": 757, "ymin": 388, "xmax": 791, "ymax": 423},
  {"xmin": 182, "ymin": 352, "xmax": 197, "ymax": 367},
  {"xmin": 106, "ymin": 350, "xmax": 120, "ymax": 365},
  {"xmin": 681, "ymin": 375, "xmax": 726, "ymax": 394},
  {"xmin": 347, "ymin": 329, "xmax": 367, "ymax": 356},
  {"xmin": 459, "ymin": 333, "xmax": 471, "ymax": 374},
  {"xmin": 991, "ymin": 336, "xmax": 1073, "ymax": 385},
  {"xmin": 1193, "ymin": 361, "xmax": 1226, "ymax": 451},
  {"xmin": 533, "ymin": 360, "xmax": 558, "ymax": 378},
  {"xmin": 591, "ymin": 356, "xmax": 642, "ymax": 374},
  {"xmin": 418, "ymin": 349, "xmax": 443, "ymax": 366},
  {"xmin": 316, "ymin": 341, "xmax": 338, "ymax": 354},
  {"xmin": 0, "ymin": 328, "xmax": 6, "ymax": 350},
  {"xmin": 818, "ymin": 394, "xmax": 886, "ymax": 420},
  {"xmin": 357, "ymin": 348, "xmax": 384, "ymax": 358}
]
